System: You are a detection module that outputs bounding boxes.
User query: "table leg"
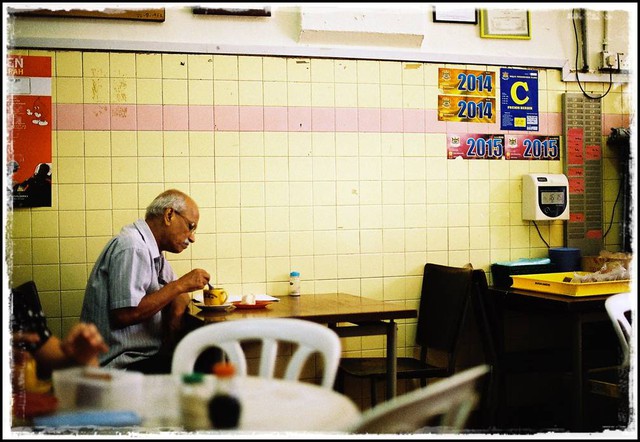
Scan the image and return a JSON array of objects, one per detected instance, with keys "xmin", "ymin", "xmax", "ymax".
[
  {"xmin": 571, "ymin": 312, "xmax": 584, "ymax": 431},
  {"xmin": 385, "ymin": 320, "xmax": 398, "ymax": 400}
]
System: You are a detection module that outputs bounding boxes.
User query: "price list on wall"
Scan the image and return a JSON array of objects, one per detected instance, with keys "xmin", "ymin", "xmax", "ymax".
[{"xmin": 562, "ymin": 93, "xmax": 603, "ymax": 255}]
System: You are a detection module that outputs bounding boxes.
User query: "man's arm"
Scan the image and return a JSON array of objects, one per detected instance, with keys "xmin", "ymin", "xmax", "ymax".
[{"xmin": 110, "ymin": 268, "xmax": 210, "ymax": 329}]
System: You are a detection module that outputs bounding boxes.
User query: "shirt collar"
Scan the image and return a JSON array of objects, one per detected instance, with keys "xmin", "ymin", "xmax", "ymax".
[{"xmin": 133, "ymin": 219, "xmax": 161, "ymax": 261}]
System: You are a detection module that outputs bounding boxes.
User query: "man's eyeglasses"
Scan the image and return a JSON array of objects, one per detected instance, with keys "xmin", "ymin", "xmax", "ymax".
[{"xmin": 174, "ymin": 210, "xmax": 197, "ymax": 233}]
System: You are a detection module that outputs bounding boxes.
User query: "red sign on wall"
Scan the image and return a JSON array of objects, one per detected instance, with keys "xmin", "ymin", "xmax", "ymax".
[{"xmin": 7, "ymin": 55, "xmax": 52, "ymax": 208}]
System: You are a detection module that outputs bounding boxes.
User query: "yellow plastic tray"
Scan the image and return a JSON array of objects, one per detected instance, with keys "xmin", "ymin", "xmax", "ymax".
[{"xmin": 510, "ymin": 272, "xmax": 631, "ymax": 297}]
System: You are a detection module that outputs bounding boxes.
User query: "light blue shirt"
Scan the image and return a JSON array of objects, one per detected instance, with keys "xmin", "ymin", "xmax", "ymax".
[{"xmin": 81, "ymin": 219, "xmax": 177, "ymax": 369}]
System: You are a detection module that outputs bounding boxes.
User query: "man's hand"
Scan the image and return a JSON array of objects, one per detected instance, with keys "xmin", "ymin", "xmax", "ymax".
[{"xmin": 177, "ymin": 268, "xmax": 211, "ymax": 293}]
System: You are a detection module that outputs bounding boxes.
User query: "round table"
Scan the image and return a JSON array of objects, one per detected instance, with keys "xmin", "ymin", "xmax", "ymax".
[{"xmin": 143, "ymin": 374, "xmax": 361, "ymax": 433}]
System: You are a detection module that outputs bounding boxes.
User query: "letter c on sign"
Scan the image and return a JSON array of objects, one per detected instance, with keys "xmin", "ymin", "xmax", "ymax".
[{"xmin": 510, "ymin": 81, "xmax": 529, "ymax": 105}]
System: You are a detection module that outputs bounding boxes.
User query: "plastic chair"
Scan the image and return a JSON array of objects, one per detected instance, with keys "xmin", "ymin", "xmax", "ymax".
[
  {"xmin": 337, "ymin": 263, "xmax": 475, "ymax": 406},
  {"xmin": 350, "ymin": 364, "xmax": 489, "ymax": 434},
  {"xmin": 171, "ymin": 318, "xmax": 341, "ymax": 389},
  {"xmin": 604, "ymin": 292, "xmax": 631, "ymax": 366},
  {"xmin": 586, "ymin": 292, "xmax": 632, "ymax": 400}
]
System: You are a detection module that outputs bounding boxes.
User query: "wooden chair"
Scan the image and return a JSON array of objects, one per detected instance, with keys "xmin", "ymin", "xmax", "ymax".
[
  {"xmin": 337, "ymin": 263, "xmax": 475, "ymax": 406},
  {"xmin": 350, "ymin": 364, "xmax": 489, "ymax": 434},
  {"xmin": 171, "ymin": 318, "xmax": 341, "ymax": 389}
]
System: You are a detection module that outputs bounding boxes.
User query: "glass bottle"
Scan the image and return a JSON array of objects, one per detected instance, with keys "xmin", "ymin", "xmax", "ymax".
[
  {"xmin": 180, "ymin": 372, "xmax": 211, "ymax": 431},
  {"xmin": 289, "ymin": 271, "xmax": 301, "ymax": 296},
  {"xmin": 208, "ymin": 362, "xmax": 242, "ymax": 429}
]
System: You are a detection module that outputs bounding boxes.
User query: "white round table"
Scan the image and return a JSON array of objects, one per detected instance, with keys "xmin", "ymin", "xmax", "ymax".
[{"xmin": 143, "ymin": 374, "xmax": 361, "ymax": 434}]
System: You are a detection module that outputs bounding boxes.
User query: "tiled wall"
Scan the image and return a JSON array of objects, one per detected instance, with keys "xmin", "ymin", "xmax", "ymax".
[{"xmin": 7, "ymin": 50, "xmax": 630, "ymax": 368}]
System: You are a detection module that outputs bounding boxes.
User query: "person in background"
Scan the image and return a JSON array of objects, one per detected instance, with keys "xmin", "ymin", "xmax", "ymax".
[
  {"xmin": 81, "ymin": 189, "xmax": 211, "ymax": 374},
  {"xmin": 11, "ymin": 280, "xmax": 109, "ymax": 380},
  {"xmin": 10, "ymin": 282, "xmax": 109, "ymax": 422}
]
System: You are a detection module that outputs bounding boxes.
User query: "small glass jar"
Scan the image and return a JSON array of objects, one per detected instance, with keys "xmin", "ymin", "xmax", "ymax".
[
  {"xmin": 180, "ymin": 372, "xmax": 211, "ymax": 431},
  {"xmin": 289, "ymin": 271, "xmax": 301, "ymax": 296}
]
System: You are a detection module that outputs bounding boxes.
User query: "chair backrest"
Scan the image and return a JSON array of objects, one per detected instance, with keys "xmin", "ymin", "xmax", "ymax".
[
  {"xmin": 605, "ymin": 292, "xmax": 632, "ymax": 366},
  {"xmin": 416, "ymin": 263, "xmax": 474, "ymax": 362},
  {"xmin": 351, "ymin": 364, "xmax": 490, "ymax": 434},
  {"xmin": 171, "ymin": 318, "xmax": 341, "ymax": 389}
]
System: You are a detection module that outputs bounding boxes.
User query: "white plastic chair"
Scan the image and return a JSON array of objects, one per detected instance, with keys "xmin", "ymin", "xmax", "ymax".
[
  {"xmin": 171, "ymin": 318, "xmax": 341, "ymax": 389},
  {"xmin": 605, "ymin": 292, "xmax": 632, "ymax": 365},
  {"xmin": 350, "ymin": 364, "xmax": 489, "ymax": 434}
]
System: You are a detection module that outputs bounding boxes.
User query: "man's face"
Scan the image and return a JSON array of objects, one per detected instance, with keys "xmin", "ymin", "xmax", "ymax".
[{"xmin": 165, "ymin": 206, "xmax": 198, "ymax": 253}]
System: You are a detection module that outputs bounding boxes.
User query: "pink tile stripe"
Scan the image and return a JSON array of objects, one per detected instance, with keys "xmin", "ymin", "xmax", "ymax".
[{"xmin": 52, "ymin": 103, "xmax": 566, "ymax": 135}]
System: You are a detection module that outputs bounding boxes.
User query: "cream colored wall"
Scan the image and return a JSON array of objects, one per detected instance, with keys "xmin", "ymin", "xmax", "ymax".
[{"xmin": 7, "ymin": 48, "xmax": 630, "ymax": 345}]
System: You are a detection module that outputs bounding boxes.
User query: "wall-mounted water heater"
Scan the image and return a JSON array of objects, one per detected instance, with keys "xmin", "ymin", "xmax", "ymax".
[{"xmin": 522, "ymin": 173, "xmax": 570, "ymax": 220}]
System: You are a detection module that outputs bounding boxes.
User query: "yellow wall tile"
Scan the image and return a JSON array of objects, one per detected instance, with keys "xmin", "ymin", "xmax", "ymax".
[
  {"xmin": 57, "ymin": 157, "xmax": 85, "ymax": 184},
  {"xmin": 190, "ymin": 131, "xmax": 215, "ymax": 156},
  {"xmin": 402, "ymin": 62, "xmax": 424, "ymax": 85},
  {"xmin": 60, "ymin": 237, "xmax": 87, "ymax": 263},
  {"xmin": 31, "ymin": 211, "xmax": 59, "ymax": 237},
  {"xmin": 164, "ymin": 157, "xmax": 190, "ymax": 182},
  {"xmin": 112, "ymin": 184, "xmax": 138, "ymax": 209},
  {"xmin": 239, "ymin": 132, "xmax": 264, "ymax": 156},
  {"xmin": 215, "ymin": 182, "xmax": 240, "ymax": 208},
  {"xmin": 238, "ymin": 80, "xmax": 263, "ymax": 106},
  {"xmin": 57, "ymin": 184, "xmax": 85, "ymax": 210},
  {"xmin": 335, "ymin": 59, "xmax": 357, "ymax": 83},
  {"xmin": 111, "ymin": 131, "xmax": 136, "ymax": 157},
  {"xmin": 238, "ymin": 56, "xmax": 263, "ymax": 81},
  {"xmin": 60, "ymin": 263, "xmax": 88, "ymax": 290},
  {"xmin": 61, "ymin": 290, "xmax": 86, "ymax": 317},
  {"xmin": 84, "ymin": 131, "xmax": 111, "ymax": 157},
  {"xmin": 109, "ymin": 52, "xmax": 136, "ymax": 78},
  {"xmin": 85, "ymin": 184, "xmax": 112, "ymax": 210},
  {"xmin": 32, "ymin": 238, "xmax": 59, "ymax": 264},
  {"xmin": 110, "ymin": 78, "xmax": 136, "ymax": 104},
  {"xmin": 83, "ymin": 78, "xmax": 109, "ymax": 103},
  {"xmin": 83, "ymin": 52, "xmax": 109, "ymax": 77},
  {"xmin": 137, "ymin": 131, "xmax": 163, "ymax": 156},
  {"xmin": 138, "ymin": 157, "xmax": 164, "ymax": 182},
  {"xmin": 403, "ymin": 84, "xmax": 425, "ymax": 108},
  {"xmin": 163, "ymin": 131, "xmax": 189, "ymax": 156},
  {"xmin": 9, "ymin": 238, "xmax": 32, "ymax": 265},
  {"xmin": 55, "ymin": 51, "xmax": 82, "ymax": 77},
  {"xmin": 310, "ymin": 58, "xmax": 334, "ymax": 82},
  {"xmin": 188, "ymin": 54, "xmax": 213, "ymax": 79},
  {"xmin": 56, "ymin": 78, "xmax": 84, "ymax": 103},
  {"xmin": 213, "ymin": 55, "xmax": 239, "ymax": 80},
  {"xmin": 189, "ymin": 79, "xmax": 214, "ymax": 105},
  {"xmin": 190, "ymin": 156, "xmax": 216, "ymax": 182},
  {"xmin": 162, "ymin": 79, "xmax": 188, "ymax": 105},
  {"xmin": 84, "ymin": 157, "xmax": 111, "ymax": 183},
  {"xmin": 263, "ymin": 57, "xmax": 287, "ymax": 81},
  {"xmin": 56, "ymin": 131, "xmax": 84, "ymax": 157},
  {"xmin": 136, "ymin": 53, "xmax": 162, "ymax": 78},
  {"xmin": 263, "ymin": 81, "xmax": 288, "ymax": 106},
  {"xmin": 287, "ymin": 58, "xmax": 311, "ymax": 82},
  {"xmin": 213, "ymin": 80, "xmax": 239, "ymax": 105},
  {"xmin": 162, "ymin": 53, "xmax": 188, "ymax": 79},
  {"xmin": 136, "ymin": 78, "xmax": 163, "ymax": 104},
  {"xmin": 112, "ymin": 157, "xmax": 138, "ymax": 183},
  {"xmin": 8, "ymin": 211, "xmax": 31, "ymax": 238},
  {"xmin": 335, "ymin": 83, "xmax": 358, "ymax": 107}
]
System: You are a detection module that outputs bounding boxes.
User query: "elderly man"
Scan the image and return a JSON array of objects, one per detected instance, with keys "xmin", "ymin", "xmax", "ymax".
[{"xmin": 81, "ymin": 189, "xmax": 211, "ymax": 374}]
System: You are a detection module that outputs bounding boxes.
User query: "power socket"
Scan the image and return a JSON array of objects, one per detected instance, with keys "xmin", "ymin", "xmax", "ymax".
[
  {"xmin": 617, "ymin": 53, "xmax": 630, "ymax": 73},
  {"xmin": 599, "ymin": 51, "xmax": 619, "ymax": 72}
]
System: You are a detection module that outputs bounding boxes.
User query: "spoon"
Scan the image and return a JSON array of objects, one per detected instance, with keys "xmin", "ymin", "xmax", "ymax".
[{"xmin": 207, "ymin": 282, "xmax": 213, "ymax": 290}]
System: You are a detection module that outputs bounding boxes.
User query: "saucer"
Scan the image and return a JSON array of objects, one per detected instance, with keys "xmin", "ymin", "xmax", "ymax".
[{"xmin": 192, "ymin": 300, "xmax": 235, "ymax": 312}]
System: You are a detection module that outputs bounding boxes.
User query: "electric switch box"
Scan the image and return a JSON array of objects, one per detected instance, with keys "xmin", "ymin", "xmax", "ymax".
[{"xmin": 522, "ymin": 174, "xmax": 570, "ymax": 220}]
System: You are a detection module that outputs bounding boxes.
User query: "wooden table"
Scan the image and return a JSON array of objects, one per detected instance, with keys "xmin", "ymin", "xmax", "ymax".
[
  {"xmin": 482, "ymin": 286, "xmax": 616, "ymax": 431},
  {"xmin": 184, "ymin": 293, "xmax": 417, "ymax": 400}
]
